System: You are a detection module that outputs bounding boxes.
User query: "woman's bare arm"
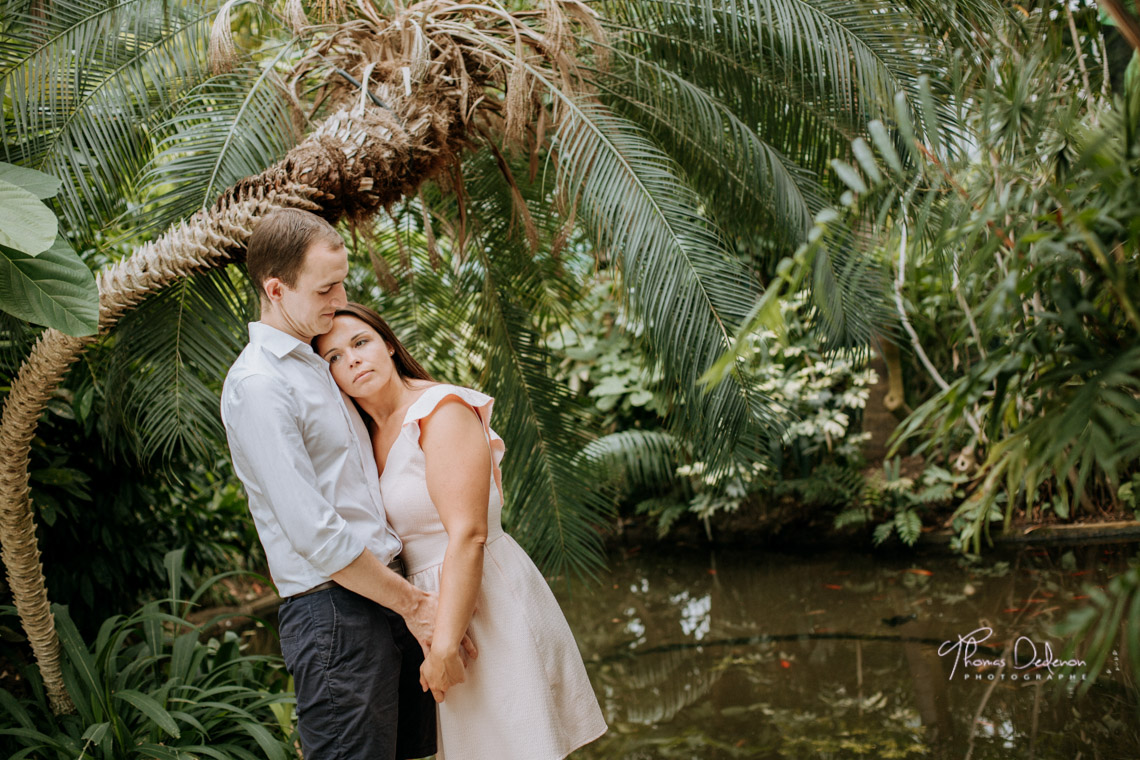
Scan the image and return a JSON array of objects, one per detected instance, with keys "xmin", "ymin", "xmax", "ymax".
[{"xmin": 419, "ymin": 397, "xmax": 492, "ymax": 701}]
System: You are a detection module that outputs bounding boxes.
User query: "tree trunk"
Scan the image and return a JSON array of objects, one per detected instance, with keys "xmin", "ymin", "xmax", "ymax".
[{"xmin": 861, "ymin": 338, "xmax": 906, "ymax": 465}]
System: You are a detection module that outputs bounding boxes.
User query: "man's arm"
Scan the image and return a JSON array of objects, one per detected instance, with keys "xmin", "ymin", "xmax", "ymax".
[{"xmin": 330, "ymin": 551, "xmax": 437, "ymax": 652}]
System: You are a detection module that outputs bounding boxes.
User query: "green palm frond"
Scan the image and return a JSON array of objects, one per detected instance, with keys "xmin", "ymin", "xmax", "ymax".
[
  {"xmin": 125, "ymin": 57, "xmax": 301, "ymax": 240},
  {"xmin": 459, "ymin": 151, "xmax": 611, "ymax": 582},
  {"xmin": 0, "ymin": 310, "xmax": 40, "ymax": 375},
  {"xmin": 553, "ymin": 97, "xmax": 771, "ymax": 468},
  {"xmin": 602, "ymin": 0, "xmax": 986, "ymax": 178},
  {"xmin": 0, "ymin": 0, "xmax": 224, "ymax": 238},
  {"xmin": 476, "ymin": 271, "xmax": 610, "ymax": 582},
  {"xmin": 343, "ymin": 204, "xmax": 482, "ymax": 386},
  {"xmin": 601, "ymin": 16, "xmax": 856, "ymax": 177},
  {"xmin": 101, "ymin": 268, "xmax": 253, "ymax": 466},
  {"xmin": 604, "ymin": 0, "xmax": 935, "ymax": 131},
  {"xmin": 808, "ymin": 225, "xmax": 892, "ymax": 350},
  {"xmin": 580, "ymin": 429, "xmax": 682, "ymax": 493},
  {"xmin": 598, "ymin": 52, "xmax": 823, "ymax": 252}
]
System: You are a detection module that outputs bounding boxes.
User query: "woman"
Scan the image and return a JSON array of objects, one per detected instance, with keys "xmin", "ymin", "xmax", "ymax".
[{"xmin": 314, "ymin": 303, "xmax": 607, "ymax": 760}]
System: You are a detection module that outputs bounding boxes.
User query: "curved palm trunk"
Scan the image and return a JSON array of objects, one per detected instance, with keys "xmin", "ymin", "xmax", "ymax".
[{"xmin": 0, "ymin": 77, "xmax": 465, "ymax": 714}]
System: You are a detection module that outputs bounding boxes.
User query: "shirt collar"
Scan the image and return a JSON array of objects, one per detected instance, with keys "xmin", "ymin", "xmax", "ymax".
[{"xmin": 248, "ymin": 321, "xmax": 317, "ymax": 361}]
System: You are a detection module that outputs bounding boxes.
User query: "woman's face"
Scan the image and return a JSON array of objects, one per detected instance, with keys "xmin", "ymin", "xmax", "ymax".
[{"xmin": 315, "ymin": 314, "xmax": 398, "ymax": 399}]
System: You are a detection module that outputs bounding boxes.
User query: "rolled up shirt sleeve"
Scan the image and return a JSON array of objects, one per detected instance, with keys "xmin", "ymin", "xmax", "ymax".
[{"xmin": 223, "ymin": 373, "xmax": 365, "ymax": 577}]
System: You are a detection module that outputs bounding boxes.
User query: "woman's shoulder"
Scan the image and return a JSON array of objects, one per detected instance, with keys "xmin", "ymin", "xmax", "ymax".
[{"xmin": 403, "ymin": 383, "xmax": 494, "ymax": 426}]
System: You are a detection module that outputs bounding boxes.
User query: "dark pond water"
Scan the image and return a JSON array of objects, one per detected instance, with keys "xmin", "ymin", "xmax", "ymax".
[
  {"xmin": 555, "ymin": 543, "xmax": 1140, "ymax": 760},
  {"xmin": 244, "ymin": 542, "xmax": 1139, "ymax": 758}
]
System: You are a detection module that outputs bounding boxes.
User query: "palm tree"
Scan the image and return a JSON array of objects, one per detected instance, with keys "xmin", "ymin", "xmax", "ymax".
[{"xmin": 0, "ymin": 0, "xmax": 988, "ymax": 712}]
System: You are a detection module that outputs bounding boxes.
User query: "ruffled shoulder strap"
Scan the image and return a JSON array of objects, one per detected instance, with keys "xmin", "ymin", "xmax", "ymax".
[{"xmin": 403, "ymin": 384, "xmax": 506, "ymax": 500}]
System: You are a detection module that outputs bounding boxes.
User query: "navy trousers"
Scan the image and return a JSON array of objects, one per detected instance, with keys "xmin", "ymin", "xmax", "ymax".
[{"xmin": 277, "ymin": 586, "xmax": 436, "ymax": 760}]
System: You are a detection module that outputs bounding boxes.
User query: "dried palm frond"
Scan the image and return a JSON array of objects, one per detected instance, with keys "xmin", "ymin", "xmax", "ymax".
[{"xmin": 274, "ymin": 0, "xmax": 601, "ymax": 237}]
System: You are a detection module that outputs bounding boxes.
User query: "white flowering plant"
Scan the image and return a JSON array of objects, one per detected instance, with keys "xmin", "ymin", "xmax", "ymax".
[{"xmin": 671, "ymin": 293, "xmax": 878, "ymax": 525}]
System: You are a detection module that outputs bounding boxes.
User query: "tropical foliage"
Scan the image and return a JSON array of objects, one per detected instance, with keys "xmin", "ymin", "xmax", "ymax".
[
  {"xmin": 0, "ymin": 551, "xmax": 295, "ymax": 759},
  {"xmin": 797, "ymin": 4, "xmax": 1140, "ymax": 552},
  {"xmin": 0, "ymin": 162, "xmax": 98, "ymax": 335},
  {"xmin": 0, "ymin": 0, "xmax": 1138, "ymax": 738},
  {"xmin": 0, "ymin": 0, "xmax": 973, "ymax": 585}
]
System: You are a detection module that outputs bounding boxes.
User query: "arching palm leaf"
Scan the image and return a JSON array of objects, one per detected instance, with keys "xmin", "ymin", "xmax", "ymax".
[
  {"xmin": 0, "ymin": 0, "xmax": 223, "ymax": 238},
  {"xmin": 461, "ymin": 151, "xmax": 610, "ymax": 581},
  {"xmin": 596, "ymin": 53, "xmax": 823, "ymax": 254},
  {"xmin": 554, "ymin": 98, "xmax": 771, "ymax": 470},
  {"xmin": 125, "ymin": 57, "xmax": 301, "ymax": 240},
  {"xmin": 101, "ymin": 268, "xmax": 253, "ymax": 465}
]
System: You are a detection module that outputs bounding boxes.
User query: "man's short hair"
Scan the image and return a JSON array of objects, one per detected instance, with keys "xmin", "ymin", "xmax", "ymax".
[{"xmin": 246, "ymin": 209, "xmax": 344, "ymax": 298}]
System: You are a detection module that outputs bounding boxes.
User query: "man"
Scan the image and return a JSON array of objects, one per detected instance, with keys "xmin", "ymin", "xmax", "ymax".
[{"xmin": 221, "ymin": 208, "xmax": 463, "ymax": 759}]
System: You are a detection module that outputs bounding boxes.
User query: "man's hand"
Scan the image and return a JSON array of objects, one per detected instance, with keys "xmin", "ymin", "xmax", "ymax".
[
  {"xmin": 327, "ymin": 550, "xmax": 477, "ymax": 660},
  {"xmin": 403, "ymin": 586, "xmax": 439, "ymax": 655},
  {"xmin": 404, "ymin": 587, "xmax": 478, "ymax": 662}
]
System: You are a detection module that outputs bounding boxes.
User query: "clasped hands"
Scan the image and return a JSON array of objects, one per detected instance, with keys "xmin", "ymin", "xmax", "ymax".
[
  {"xmin": 420, "ymin": 642, "xmax": 471, "ymax": 702},
  {"xmin": 405, "ymin": 589, "xmax": 477, "ymax": 703}
]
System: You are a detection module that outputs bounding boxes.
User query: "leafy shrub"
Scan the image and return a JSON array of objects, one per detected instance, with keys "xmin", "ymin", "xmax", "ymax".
[
  {"xmin": 832, "ymin": 460, "xmax": 969, "ymax": 547},
  {"xmin": 581, "ymin": 289, "xmax": 877, "ymax": 535},
  {"xmin": 812, "ymin": 37, "xmax": 1140, "ymax": 551},
  {"xmin": 667, "ymin": 294, "xmax": 875, "ymax": 525},
  {"xmin": 0, "ymin": 551, "xmax": 295, "ymax": 760},
  {"xmin": 20, "ymin": 395, "xmax": 262, "ymax": 635},
  {"xmin": 550, "ymin": 275, "xmax": 668, "ymax": 431},
  {"xmin": 749, "ymin": 293, "xmax": 875, "ymax": 474}
]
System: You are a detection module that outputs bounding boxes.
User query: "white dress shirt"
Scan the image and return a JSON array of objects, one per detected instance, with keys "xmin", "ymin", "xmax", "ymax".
[{"xmin": 221, "ymin": 321, "xmax": 401, "ymax": 597}]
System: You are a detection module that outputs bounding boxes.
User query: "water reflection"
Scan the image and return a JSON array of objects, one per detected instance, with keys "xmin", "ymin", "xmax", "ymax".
[{"xmin": 558, "ymin": 544, "xmax": 1140, "ymax": 760}]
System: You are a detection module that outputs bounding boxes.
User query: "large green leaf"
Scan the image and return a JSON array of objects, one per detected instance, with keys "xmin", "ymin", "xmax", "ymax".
[
  {"xmin": 0, "ymin": 161, "xmax": 62, "ymax": 199},
  {"xmin": 0, "ymin": 178, "xmax": 57, "ymax": 255},
  {"xmin": 0, "ymin": 237, "xmax": 98, "ymax": 335}
]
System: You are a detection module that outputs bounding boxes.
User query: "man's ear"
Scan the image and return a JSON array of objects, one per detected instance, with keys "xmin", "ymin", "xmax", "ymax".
[{"xmin": 263, "ymin": 277, "xmax": 286, "ymax": 303}]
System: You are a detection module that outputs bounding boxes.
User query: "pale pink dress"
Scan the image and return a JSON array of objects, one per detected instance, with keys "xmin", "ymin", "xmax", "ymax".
[{"xmin": 380, "ymin": 384, "xmax": 607, "ymax": 760}]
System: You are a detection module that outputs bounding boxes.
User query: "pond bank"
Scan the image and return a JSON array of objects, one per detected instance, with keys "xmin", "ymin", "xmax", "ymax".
[{"xmin": 609, "ymin": 506, "xmax": 1140, "ymax": 553}]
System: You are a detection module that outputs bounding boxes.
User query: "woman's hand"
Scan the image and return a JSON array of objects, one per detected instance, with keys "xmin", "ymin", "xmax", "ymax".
[{"xmin": 420, "ymin": 645, "xmax": 467, "ymax": 702}]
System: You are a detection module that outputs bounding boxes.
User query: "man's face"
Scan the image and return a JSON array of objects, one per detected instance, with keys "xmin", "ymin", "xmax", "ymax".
[{"xmin": 271, "ymin": 240, "xmax": 349, "ymax": 340}]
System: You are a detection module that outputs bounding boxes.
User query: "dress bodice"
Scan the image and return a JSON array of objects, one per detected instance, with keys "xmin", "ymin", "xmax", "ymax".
[{"xmin": 380, "ymin": 384, "xmax": 506, "ymax": 575}]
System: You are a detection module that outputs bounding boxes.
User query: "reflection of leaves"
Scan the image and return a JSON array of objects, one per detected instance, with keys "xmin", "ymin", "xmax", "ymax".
[
  {"xmin": 1057, "ymin": 562, "xmax": 1140, "ymax": 694},
  {"xmin": 606, "ymin": 649, "xmax": 722, "ymax": 725},
  {"xmin": 759, "ymin": 692, "xmax": 928, "ymax": 758}
]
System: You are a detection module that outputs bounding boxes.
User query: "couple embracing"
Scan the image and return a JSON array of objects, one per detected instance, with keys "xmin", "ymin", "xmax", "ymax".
[{"xmin": 221, "ymin": 209, "xmax": 606, "ymax": 760}]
